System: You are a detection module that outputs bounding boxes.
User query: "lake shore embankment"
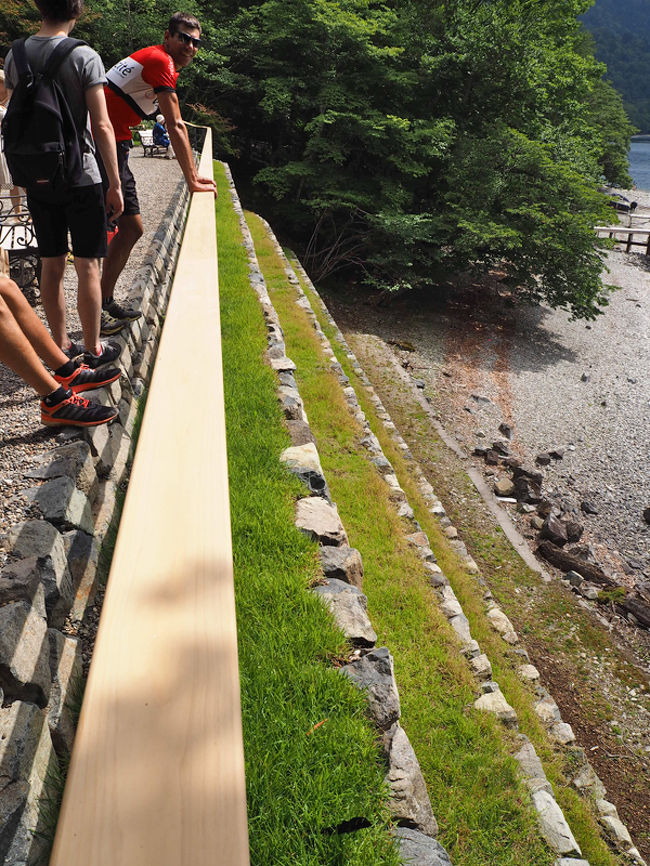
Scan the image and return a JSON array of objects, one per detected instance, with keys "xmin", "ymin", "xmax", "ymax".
[{"xmin": 322, "ymin": 199, "xmax": 650, "ymax": 612}]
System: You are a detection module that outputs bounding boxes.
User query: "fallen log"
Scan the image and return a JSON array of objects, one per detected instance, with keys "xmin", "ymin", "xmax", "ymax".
[
  {"xmin": 616, "ymin": 596, "xmax": 650, "ymax": 630},
  {"xmin": 537, "ymin": 541, "xmax": 650, "ymax": 630},
  {"xmin": 536, "ymin": 541, "xmax": 617, "ymax": 587}
]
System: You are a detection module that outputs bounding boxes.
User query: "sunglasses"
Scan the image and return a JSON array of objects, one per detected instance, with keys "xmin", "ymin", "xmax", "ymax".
[{"xmin": 174, "ymin": 30, "xmax": 202, "ymax": 48}]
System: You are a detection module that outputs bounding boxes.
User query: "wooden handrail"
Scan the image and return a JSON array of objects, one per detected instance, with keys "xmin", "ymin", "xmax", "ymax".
[{"xmin": 49, "ymin": 129, "xmax": 250, "ymax": 865}]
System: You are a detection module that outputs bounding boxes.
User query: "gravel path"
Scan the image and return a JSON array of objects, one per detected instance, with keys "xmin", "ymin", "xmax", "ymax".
[
  {"xmin": 0, "ymin": 152, "xmax": 183, "ymax": 556},
  {"xmin": 322, "ymin": 191, "xmax": 650, "ymax": 591}
]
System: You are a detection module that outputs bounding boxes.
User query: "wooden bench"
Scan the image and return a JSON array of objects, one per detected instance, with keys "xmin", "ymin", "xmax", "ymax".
[
  {"xmin": 138, "ymin": 128, "xmax": 170, "ymax": 158},
  {"xmin": 49, "ymin": 131, "xmax": 250, "ymax": 865},
  {"xmin": 0, "ymin": 193, "xmax": 40, "ymax": 289},
  {"xmin": 595, "ymin": 225, "xmax": 650, "ymax": 255}
]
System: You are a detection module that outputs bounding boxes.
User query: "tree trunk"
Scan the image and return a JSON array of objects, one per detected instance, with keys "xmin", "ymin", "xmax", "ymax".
[{"xmin": 537, "ymin": 541, "xmax": 650, "ymax": 630}]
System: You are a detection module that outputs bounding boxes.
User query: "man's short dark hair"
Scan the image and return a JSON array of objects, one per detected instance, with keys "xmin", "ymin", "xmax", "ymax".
[
  {"xmin": 168, "ymin": 11, "xmax": 201, "ymax": 35},
  {"xmin": 35, "ymin": 0, "xmax": 84, "ymax": 22}
]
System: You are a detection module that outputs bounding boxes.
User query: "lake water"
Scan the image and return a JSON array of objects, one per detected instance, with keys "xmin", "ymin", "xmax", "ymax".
[{"xmin": 628, "ymin": 140, "xmax": 650, "ymax": 190}]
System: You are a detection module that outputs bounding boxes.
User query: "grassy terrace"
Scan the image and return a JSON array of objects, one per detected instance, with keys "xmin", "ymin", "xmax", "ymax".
[
  {"xmin": 217, "ymin": 163, "xmax": 399, "ymax": 865},
  {"xmin": 217, "ymin": 160, "xmax": 624, "ymax": 865}
]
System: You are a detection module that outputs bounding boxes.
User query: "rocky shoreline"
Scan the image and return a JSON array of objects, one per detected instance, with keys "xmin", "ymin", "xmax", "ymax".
[{"xmin": 321, "ymin": 199, "xmax": 650, "ymax": 657}]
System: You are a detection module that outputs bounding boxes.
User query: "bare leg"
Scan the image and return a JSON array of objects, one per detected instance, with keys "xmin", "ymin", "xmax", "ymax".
[
  {"xmin": 74, "ymin": 257, "xmax": 102, "ymax": 355},
  {"xmin": 0, "ymin": 276, "xmax": 68, "ymax": 370},
  {"xmin": 0, "ymin": 291, "xmax": 58, "ymax": 396},
  {"xmin": 100, "ymin": 213, "xmax": 144, "ymax": 301},
  {"xmin": 39, "ymin": 255, "xmax": 68, "ymax": 349}
]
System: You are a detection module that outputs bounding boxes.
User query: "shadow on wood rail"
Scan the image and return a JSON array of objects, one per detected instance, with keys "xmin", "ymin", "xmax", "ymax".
[{"xmin": 49, "ymin": 128, "xmax": 250, "ymax": 866}]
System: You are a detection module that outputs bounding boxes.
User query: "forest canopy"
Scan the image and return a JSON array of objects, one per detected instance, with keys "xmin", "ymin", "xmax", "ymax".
[{"xmin": 0, "ymin": 0, "xmax": 636, "ymax": 319}]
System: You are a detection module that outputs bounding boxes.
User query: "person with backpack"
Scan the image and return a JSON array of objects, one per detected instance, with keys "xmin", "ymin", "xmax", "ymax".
[
  {"xmin": 98, "ymin": 12, "xmax": 216, "ymax": 335},
  {"xmin": 3, "ymin": 0, "xmax": 124, "ymax": 369},
  {"xmin": 0, "ymin": 274, "xmax": 120, "ymax": 427}
]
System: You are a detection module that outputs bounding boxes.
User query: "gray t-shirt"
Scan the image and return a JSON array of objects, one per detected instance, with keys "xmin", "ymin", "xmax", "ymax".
[{"xmin": 5, "ymin": 36, "xmax": 106, "ymax": 186}]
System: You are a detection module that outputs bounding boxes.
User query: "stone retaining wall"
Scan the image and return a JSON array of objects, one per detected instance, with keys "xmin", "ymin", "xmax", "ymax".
[
  {"xmin": 226, "ymin": 164, "xmax": 452, "ymax": 865},
  {"xmin": 0, "ymin": 183, "xmax": 189, "ymax": 865}
]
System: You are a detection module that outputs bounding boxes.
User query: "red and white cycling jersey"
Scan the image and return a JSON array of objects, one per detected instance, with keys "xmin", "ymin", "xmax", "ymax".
[{"xmin": 105, "ymin": 44, "xmax": 178, "ymax": 141}]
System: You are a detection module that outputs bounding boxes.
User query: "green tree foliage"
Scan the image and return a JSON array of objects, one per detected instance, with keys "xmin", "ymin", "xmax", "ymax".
[
  {"xmin": 1, "ymin": 0, "xmax": 632, "ymax": 318},
  {"xmin": 582, "ymin": 0, "xmax": 650, "ymax": 133},
  {"xmin": 205, "ymin": 0, "xmax": 624, "ymax": 317}
]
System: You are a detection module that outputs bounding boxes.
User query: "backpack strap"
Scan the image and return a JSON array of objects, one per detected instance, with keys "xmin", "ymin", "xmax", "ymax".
[
  {"xmin": 43, "ymin": 37, "xmax": 87, "ymax": 78},
  {"xmin": 10, "ymin": 39, "xmax": 32, "ymax": 85}
]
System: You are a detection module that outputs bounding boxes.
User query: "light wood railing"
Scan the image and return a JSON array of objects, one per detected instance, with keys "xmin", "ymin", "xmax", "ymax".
[{"xmin": 49, "ymin": 128, "xmax": 250, "ymax": 866}]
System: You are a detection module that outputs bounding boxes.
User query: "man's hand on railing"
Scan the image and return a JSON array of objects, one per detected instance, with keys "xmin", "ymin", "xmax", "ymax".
[{"xmin": 189, "ymin": 174, "xmax": 218, "ymax": 198}]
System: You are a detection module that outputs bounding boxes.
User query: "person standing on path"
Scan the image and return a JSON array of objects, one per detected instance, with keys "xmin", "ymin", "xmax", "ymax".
[
  {"xmin": 3, "ymin": 0, "xmax": 124, "ymax": 367},
  {"xmin": 99, "ymin": 11, "xmax": 217, "ymax": 336}
]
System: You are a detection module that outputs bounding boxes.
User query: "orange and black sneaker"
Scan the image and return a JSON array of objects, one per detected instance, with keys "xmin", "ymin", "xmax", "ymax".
[
  {"xmin": 41, "ymin": 389, "xmax": 118, "ymax": 428},
  {"xmin": 54, "ymin": 362, "xmax": 121, "ymax": 394}
]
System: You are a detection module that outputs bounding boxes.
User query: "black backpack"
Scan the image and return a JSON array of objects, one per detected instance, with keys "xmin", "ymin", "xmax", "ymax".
[{"xmin": 1, "ymin": 37, "xmax": 86, "ymax": 191}]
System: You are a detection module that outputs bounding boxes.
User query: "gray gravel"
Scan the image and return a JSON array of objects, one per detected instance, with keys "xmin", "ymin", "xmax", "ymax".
[{"xmin": 0, "ymin": 152, "xmax": 183, "ymax": 554}]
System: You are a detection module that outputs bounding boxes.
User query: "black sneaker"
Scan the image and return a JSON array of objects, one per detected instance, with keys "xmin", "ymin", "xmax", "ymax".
[
  {"xmin": 54, "ymin": 362, "xmax": 121, "ymax": 394},
  {"xmin": 104, "ymin": 298, "xmax": 142, "ymax": 321},
  {"xmin": 82, "ymin": 341, "xmax": 122, "ymax": 369},
  {"xmin": 63, "ymin": 341, "xmax": 84, "ymax": 360},
  {"xmin": 100, "ymin": 310, "xmax": 129, "ymax": 336},
  {"xmin": 41, "ymin": 389, "xmax": 118, "ymax": 427}
]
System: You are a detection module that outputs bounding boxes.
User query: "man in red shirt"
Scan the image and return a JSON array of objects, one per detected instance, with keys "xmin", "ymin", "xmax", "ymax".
[{"xmin": 100, "ymin": 12, "xmax": 216, "ymax": 334}]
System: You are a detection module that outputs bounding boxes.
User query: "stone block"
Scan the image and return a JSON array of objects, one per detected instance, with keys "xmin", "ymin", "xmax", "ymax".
[
  {"xmin": 319, "ymin": 546, "xmax": 364, "ymax": 589},
  {"xmin": 313, "ymin": 579, "xmax": 376, "ymax": 646},
  {"xmin": 384, "ymin": 724, "xmax": 438, "ymax": 836},
  {"xmin": 23, "ymin": 476, "xmax": 94, "ymax": 535},
  {"xmin": 438, "ymin": 585, "xmax": 464, "ymax": 619},
  {"xmin": 0, "ymin": 701, "xmax": 56, "ymax": 866},
  {"xmin": 394, "ymin": 828, "xmax": 452, "ymax": 866},
  {"xmin": 599, "ymin": 815, "xmax": 632, "ymax": 847},
  {"xmin": 0, "ymin": 599, "xmax": 50, "ymax": 706},
  {"xmin": 532, "ymin": 790, "xmax": 581, "ymax": 856},
  {"xmin": 486, "ymin": 607, "xmax": 519, "ymax": 644},
  {"xmin": 474, "ymin": 688, "xmax": 518, "ymax": 727},
  {"xmin": 278, "ymin": 385, "xmax": 305, "ymax": 421},
  {"xmin": 270, "ymin": 356, "xmax": 296, "ymax": 373},
  {"xmin": 295, "ymin": 497, "xmax": 348, "ymax": 546},
  {"xmin": 4, "ymin": 521, "xmax": 73, "ymax": 627},
  {"xmin": 285, "ymin": 420, "xmax": 316, "ymax": 447},
  {"xmin": 534, "ymin": 695, "xmax": 562, "ymax": 724},
  {"xmin": 341, "ymin": 647, "xmax": 400, "ymax": 730},
  {"xmin": 47, "ymin": 629, "xmax": 82, "ymax": 756},
  {"xmin": 0, "ymin": 557, "xmax": 45, "ymax": 613},
  {"xmin": 448, "ymin": 613, "xmax": 473, "ymax": 646},
  {"xmin": 85, "ymin": 421, "xmax": 129, "ymax": 480},
  {"xmin": 63, "ymin": 529, "xmax": 99, "ymax": 591},
  {"xmin": 470, "ymin": 653, "xmax": 493, "ymax": 680},
  {"xmin": 550, "ymin": 722, "xmax": 576, "ymax": 745},
  {"xmin": 280, "ymin": 443, "xmax": 330, "ymax": 499},
  {"xmin": 23, "ymin": 441, "xmax": 97, "ymax": 499},
  {"xmin": 514, "ymin": 738, "xmax": 553, "ymax": 795},
  {"xmin": 518, "ymin": 664, "xmax": 540, "ymax": 681},
  {"xmin": 554, "ymin": 860, "xmax": 590, "ymax": 866}
]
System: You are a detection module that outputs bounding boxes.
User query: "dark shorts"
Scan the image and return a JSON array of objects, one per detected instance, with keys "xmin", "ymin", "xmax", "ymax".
[
  {"xmin": 27, "ymin": 183, "xmax": 108, "ymax": 259},
  {"xmin": 98, "ymin": 140, "xmax": 140, "ymax": 218}
]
